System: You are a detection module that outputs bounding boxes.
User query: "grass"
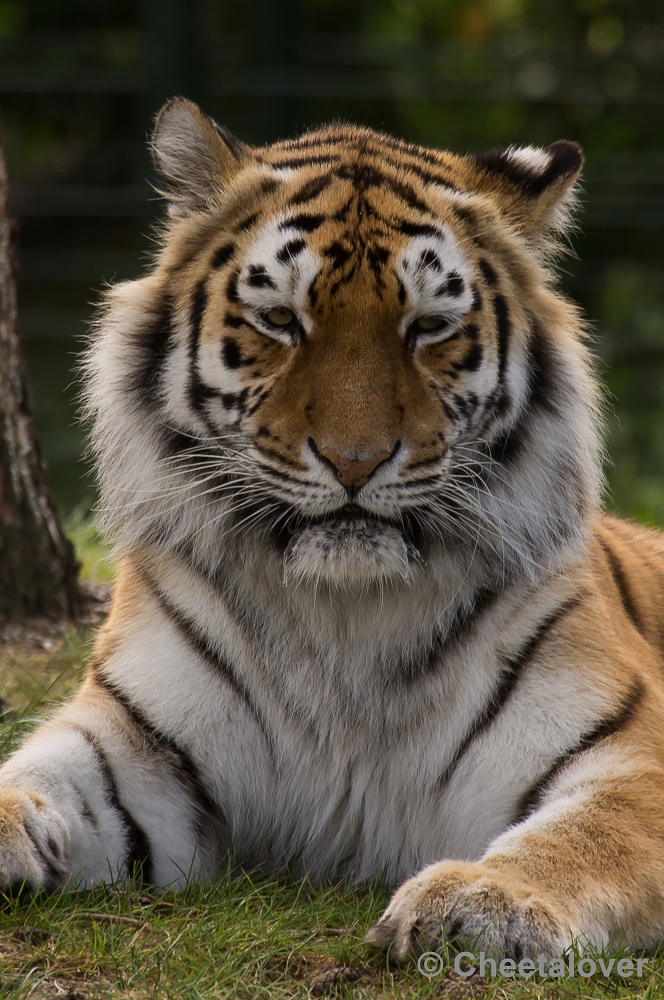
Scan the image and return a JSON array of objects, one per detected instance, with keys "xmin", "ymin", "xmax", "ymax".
[
  {"xmin": 1, "ymin": 521, "xmax": 664, "ymax": 997},
  {"xmin": 64, "ymin": 506, "xmax": 117, "ymax": 587}
]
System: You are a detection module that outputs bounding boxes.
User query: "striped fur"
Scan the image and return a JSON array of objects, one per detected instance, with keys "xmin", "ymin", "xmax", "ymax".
[{"xmin": 2, "ymin": 99, "xmax": 664, "ymax": 961}]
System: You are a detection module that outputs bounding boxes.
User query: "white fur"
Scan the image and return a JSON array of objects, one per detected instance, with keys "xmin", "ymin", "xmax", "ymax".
[
  {"xmin": 238, "ymin": 214, "xmax": 319, "ymax": 338},
  {"xmin": 505, "ymin": 145, "xmax": 552, "ymax": 174},
  {"xmin": 398, "ymin": 225, "xmax": 474, "ymax": 342},
  {"xmin": 283, "ymin": 519, "xmax": 416, "ymax": 587}
]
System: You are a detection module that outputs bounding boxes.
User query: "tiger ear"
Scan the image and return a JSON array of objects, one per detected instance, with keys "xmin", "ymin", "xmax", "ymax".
[
  {"xmin": 468, "ymin": 141, "xmax": 584, "ymax": 241},
  {"xmin": 151, "ymin": 97, "xmax": 249, "ymax": 216}
]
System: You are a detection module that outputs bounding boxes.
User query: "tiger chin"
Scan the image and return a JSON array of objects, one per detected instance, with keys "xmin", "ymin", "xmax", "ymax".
[
  {"xmin": 282, "ymin": 507, "xmax": 421, "ymax": 587},
  {"xmin": 3, "ymin": 96, "xmax": 664, "ymax": 966}
]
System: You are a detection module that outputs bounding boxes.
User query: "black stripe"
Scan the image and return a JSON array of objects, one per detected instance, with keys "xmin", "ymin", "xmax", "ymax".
[
  {"xmin": 453, "ymin": 392, "xmax": 479, "ymax": 416},
  {"xmin": 333, "ymin": 197, "xmax": 353, "ymax": 222},
  {"xmin": 515, "ymin": 680, "xmax": 644, "ymax": 822},
  {"xmin": 247, "ymin": 388, "xmax": 272, "ymax": 415},
  {"xmin": 396, "ymin": 588, "xmax": 500, "ymax": 687},
  {"xmin": 222, "ymin": 337, "xmax": 253, "ymax": 370},
  {"xmin": 421, "ymin": 248, "xmax": 442, "ymax": 272},
  {"xmin": 604, "ymin": 521, "xmax": 664, "ymax": 650},
  {"xmin": 226, "ymin": 270, "xmax": 240, "ymax": 302},
  {"xmin": 271, "ymin": 132, "xmax": 454, "ymax": 179},
  {"xmin": 139, "ymin": 569, "xmax": 275, "ymax": 757},
  {"xmin": 234, "ymin": 211, "xmax": 259, "ymax": 233},
  {"xmin": 168, "ymin": 543, "xmax": 324, "ymax": 744},
  {"xmin": 478, "ymin": 258, "xmax": 497, "ymax": 286},
  {"xmin": 288, "ymin": 174, "xmax": 333, "ymax": 205},
  {"xmin": 323, "ymin": 240, "xmax": 353, "ymax": 271},
  {"xmin": 452, "ymin": 205, "xmax": 477, "ymax": 226},
  {"xmin": 255, "ymin": 443, "xmax": 306, "ymax": 471},
  {"xmin": 270, "ymin": 134, "xmax": 349, "ymax": 153},
  {"xmin": 385, "ymin": 177, "xmax": 430, "ymax": 213},
  {"xmin": 221, "ymin": 388, "xmax": 249, "ymax": 414},
  {"xmin": 486, "ymin": 420, "xmax": 528, "ymax": 468},
  {"xmin": 224, "ymin": 312, "xmax": 245, "ymax": 329},
  {"xmin": 276, "ymin": 239, "xmax": 306, "ymax": 263},
  {"xmin": 403, "ymin": 454, "xmax": 444, "ymax": 472},
  {"xmin": 332, "ymin": 161, "xmax": 432, "ymax": 212},
  {"xmin": 527, "ymin": 320, "xmax": 564, "ymax": 416},
  {"xmin": 254, "ymin": 176, "xmax": 279, "ymax": 197},
  {"xmin": 479, "ymin": 293, "xmax": 512, "ymax": 423},
  {"xmin": 397, "ymin": 220, "xmax": 442, "ymax": 239},
  {"xmin": 445, "ymin": 274, "xmax": 464, "ymax": 297},
  {"xmin": 596, "ymin": 535, "xmax": 645, "ymax": 635},
  {"xmin": 484, "ymin": 319, "xmax": 564, "ymax": 466},
  {"xmin": 329, "ymin": 265, "xmax": 357, "ymax": 298},
  {"xmin": 433, "ymin": 596, "xmax": 581, "ymax": 792},
  {"xmin": 72, "ymin": 783, "xmax": 98, "ymax": 830},
  {"xmin": 91, "ymin": 665, "xmax": 223, "ymax": 837},
  {"xmin": 362, "ymin": 134, "xmax": 455, "ymax": 171},
  {"xmin": 188, "ymin": 280, "xmax": 216, "ymax": 423},
  {"xmin": 363, "ymin": 150, "xmax": 459, "ymax": 190},
  {"xmin": 493, "ymin": 293, "xmax": 510, "ymax": 383},
  {"xmin": 23, "ymin": 826, "xmax": 63, "ymax": 886},
  {"xmin": 158, "ymin": 425, "xmax": 200, "ymax": 461},
  {"xmin": 76, "ymin": 728, "xmax": 153, "ymax": 884},
  {"xmin": 211, "ymin": 243, "xmax": 235, "ymax": 269},
  {"xmin": 270, "ymin": 155, "xmax": 341, "ymax": 170},
  {"xmin": 367, "ymin": 244, "xmax": 389, "ymax": 284},
  {"xmin": 247, "ymin": 266, "xmax": 277, "ymax": 289},
  {"xmin": 212, "ymin": 121, "xmax": 245, "ymax": 160},
  {"xmin": 280, "ymin": 213, "xmax": 326, "ymax": 233},
  {"xmin": 126, "ymin": 300, "xmax": 175, "ymax": 408},
  {"xmin": 452, "ymin": 342, "xmax": 483, "ymax": 373}
]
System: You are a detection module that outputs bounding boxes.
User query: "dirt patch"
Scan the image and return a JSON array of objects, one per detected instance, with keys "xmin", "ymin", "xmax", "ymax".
[
  {"xmin": 307, "ymin": 961, "xmax": 367, "ymax": 994},
  {"xmin": 0, "ymin": 588, "xmax": 110, "ymax": 716}
]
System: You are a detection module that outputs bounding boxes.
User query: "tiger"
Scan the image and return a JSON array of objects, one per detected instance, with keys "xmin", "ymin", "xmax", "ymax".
[{"xmin": 2, "ymin": 96, "xmax": 664, "ymax": 964}]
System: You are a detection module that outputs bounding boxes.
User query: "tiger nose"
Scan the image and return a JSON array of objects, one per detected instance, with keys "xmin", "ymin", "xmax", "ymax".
[{"xmin": 310, "ymin": 440, "xmax": 394, "ymax": 494}]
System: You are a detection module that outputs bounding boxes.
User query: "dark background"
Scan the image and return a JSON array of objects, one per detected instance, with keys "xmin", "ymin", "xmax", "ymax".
[{"xmin": 1, "ymin": 0, "xmax": 663, "ymax": 524}]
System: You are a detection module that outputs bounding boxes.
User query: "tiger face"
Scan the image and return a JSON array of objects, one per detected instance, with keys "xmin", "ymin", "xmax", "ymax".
[
  {"xmin": 90, "ymin": 99, "xmax": 599, "ymax": 591},
  {"xmin": 177, "ymin": 169, "xmax": 485, "ymax": 586}
]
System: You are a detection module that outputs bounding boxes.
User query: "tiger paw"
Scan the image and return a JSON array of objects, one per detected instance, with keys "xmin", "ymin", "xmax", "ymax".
[
  {"xmin": 0, "ymin": 788, "xmax": 69, "ymax": 893},
  {"xmin": 366, "ymin": 860, "xmax": 572, "ymax": 962}
]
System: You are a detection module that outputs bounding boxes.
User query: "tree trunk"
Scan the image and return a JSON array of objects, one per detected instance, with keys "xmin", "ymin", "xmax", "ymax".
[{"xmin": 0, "ymin": 133, "xmax": 82, "ymax": 620}]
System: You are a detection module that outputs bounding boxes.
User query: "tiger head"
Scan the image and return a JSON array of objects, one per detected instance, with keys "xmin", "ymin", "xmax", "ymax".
[{"xmin": 87, "ymin": 99, "xmax": 601, "ymax": 592}]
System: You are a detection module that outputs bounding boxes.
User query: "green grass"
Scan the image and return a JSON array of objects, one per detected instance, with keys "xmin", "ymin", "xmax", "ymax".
[
  {"xmin": 2, "ymin": 861, "xmax": 662, "ymax": 1000},
  {"xmin": 1, "ymin": 520, "xmax": 664, "ymax": 997},
  {"xmin": 64, "ymin": 506, "xmax": 116, "ymax": 586}
]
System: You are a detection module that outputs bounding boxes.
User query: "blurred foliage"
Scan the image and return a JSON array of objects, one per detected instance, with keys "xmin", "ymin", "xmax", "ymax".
[
  {"xmin": 65, "ymin": 505, "xmax": 116, "ymax": 585},
  {"xmin": 0, "ymin": 0, "xmax": 663, "ymax": 525}
]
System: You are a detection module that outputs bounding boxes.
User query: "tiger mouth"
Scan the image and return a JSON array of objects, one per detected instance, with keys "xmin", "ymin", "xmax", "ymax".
[{"xmin": 272, "ymin": 503, "xmax": 424, "ymax": 554}]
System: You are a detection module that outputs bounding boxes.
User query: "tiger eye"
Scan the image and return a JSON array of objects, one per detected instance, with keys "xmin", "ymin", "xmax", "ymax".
[
  {"xmin": 414, "ymin": 315, "xmax": 447, "ymax": 332},
  {"xmin": 265, "ymin": 307, "xmax": 295, "ymax": 327}
]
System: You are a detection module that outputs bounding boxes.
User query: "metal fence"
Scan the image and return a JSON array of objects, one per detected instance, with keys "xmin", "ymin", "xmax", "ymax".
[{"xmin": 1, "ymin": 0, "xmax": 663, "ymax": 515}]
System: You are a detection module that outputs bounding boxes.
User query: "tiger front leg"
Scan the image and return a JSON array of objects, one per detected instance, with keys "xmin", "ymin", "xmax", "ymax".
[
  {"xmin": 0, "ymin": 721, "xmax": 146, "ymax": 892},
  {"xmin": 368, "ymin": 764, "xmax": 664, "ymax": 961},
  {"xmin": 0, "ymin": 683, "xmax": 212, "ymax": 892}
]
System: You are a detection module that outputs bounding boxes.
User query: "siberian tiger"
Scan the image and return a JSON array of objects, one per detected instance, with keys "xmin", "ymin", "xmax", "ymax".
[{"xmin": 2, "ymin": 97, "xmax": 664, "ymax": 963}]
